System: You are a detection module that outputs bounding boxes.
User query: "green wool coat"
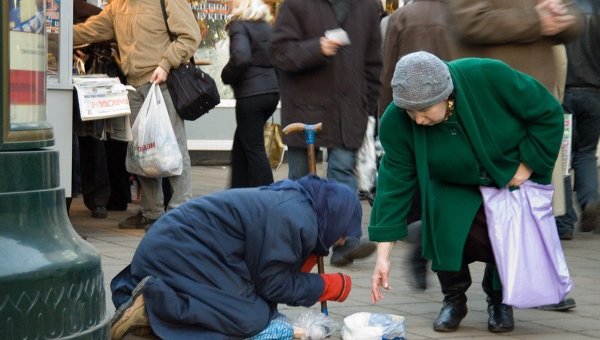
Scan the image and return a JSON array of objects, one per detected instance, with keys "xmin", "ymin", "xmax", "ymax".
[{"xmin": 368, "ymin": 58, "xmax": 564, "ymax": 271}]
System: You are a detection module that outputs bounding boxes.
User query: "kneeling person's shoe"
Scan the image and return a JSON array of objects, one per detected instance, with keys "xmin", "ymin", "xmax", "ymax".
[
  {"xmin": 111, "ymin": 276, "xmax": 152, "ymax": 339},
  {"xmin": 487, "ymin": 303, "xmax": 514, "ymax": 333},
  {"xmin": 118, "ymin": 212, "xmax": 157, "ymax": 229},
  {"xmin": 433, "ymin": 301, "xmax": 468, "ymax": 332},
  {"xmin": 330, "ymin": 238, "xmax": 376, "ymax": 267}
]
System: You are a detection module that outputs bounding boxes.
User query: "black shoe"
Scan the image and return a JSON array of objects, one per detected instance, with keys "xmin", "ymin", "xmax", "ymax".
[
  {"xmin": 487, "ymin": 303, "xmax": 514, "ymax": 333},
  {"xmin": 118, "ymin": 212, "xmax": 157, "ymax": 229},
  {"xmin": 433, "ymin": 302, "xmax": 468, "ymax": 332},
  {"xmin": 330, "ymin": 238, "xmax": 376, "ymax": 267},
  {"xmin": 92, "ymin": 206, "xmax": 108, "ymax": 219},
  {"xmin": 580, "ymin": 202, "xmax": 600, "ymax": 232},
  {"xmin": 535, "ymin": 298, "xmax": 576, "ymax": 311}
]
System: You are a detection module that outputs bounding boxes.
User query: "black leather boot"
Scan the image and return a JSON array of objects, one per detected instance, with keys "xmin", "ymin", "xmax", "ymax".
[
  {"xmin": 433, "ymin": 266, "xmax": 471, "ymax": 332},
  {"xmin": 482, "ymin": 264, "xmax": 514, "ymax": 333},
  {"xmin": 487, "ymin": 303, "xmax": 514, "ymax": 332},
  {"xmin": 434, "ymin": 300, "xmax": 468, "ymax": 332}
]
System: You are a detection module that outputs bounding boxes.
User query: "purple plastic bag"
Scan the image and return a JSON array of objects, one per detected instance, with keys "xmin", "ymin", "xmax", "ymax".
[{"xmin": 479, "ymin": 181, "xmax": 573, "ymax": 309}]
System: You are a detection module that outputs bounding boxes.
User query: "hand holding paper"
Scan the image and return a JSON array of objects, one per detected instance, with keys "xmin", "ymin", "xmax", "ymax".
[{"xmin": 325, "ymin": 28, "xmax": 351, "ymax": 46}]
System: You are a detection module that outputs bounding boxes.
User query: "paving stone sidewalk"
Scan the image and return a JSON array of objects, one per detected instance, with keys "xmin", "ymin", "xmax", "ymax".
[{"xmin": 68, "ymin": 164, "xmax": 600, "ymax": 339}]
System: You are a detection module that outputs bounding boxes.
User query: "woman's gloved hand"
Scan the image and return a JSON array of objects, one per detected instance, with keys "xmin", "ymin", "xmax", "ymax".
[
  {"xmin": 319, "ymin": 273, "xmax": 352, "ymax": 302},
  {"xmin": 301, "ymin": 254, "xmax": 318, "ymax": 273}
]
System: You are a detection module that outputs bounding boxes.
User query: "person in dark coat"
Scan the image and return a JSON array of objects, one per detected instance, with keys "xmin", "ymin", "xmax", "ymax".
[
  {"xmin": 221, "ymin": 0, "xmax": 280, "ymax": 188},
  {"xmin": 557, "ymin": 0, "xmax": 600, "ymax": 235},
  {"xmin": 270, "ymin": 0, "xmax": 382, "ymax": 267},
  {"xmin": 72, "ymin": 0, "xmax": 131, "ymax": 219},
  {"xmin": 379, "ymin": 0, "xmax": 454, "ymax": 116},
  {"xmin": 109, "ymin": 175, "xmax": 360, "ymax": 339}
]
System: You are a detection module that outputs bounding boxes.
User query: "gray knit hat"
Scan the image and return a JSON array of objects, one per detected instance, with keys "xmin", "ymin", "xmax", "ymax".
[{"xmin": 391, "ymin": 51, "xmax": 454, "ymax": 111}]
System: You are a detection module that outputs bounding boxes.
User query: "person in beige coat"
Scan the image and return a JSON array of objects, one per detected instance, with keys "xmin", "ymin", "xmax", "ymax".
[{"xmin": 73, "ymin": 0, "xmax": 201, "ymax": 230}]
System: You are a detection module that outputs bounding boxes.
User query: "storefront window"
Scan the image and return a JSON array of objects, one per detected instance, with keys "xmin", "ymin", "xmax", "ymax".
[
  {"xmin": 46, "ymin": 0, "xmax": 60, "ymax": 79},
  {"xmin": 188, "ymin": 0, "xmax": 233, "ymax": 100}
]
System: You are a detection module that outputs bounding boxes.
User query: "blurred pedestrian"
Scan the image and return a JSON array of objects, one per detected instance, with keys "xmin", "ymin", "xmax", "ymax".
[
  {"xmin": 73, "ymin": 0, "xmax": 201, "ymax": 230},
  {"xmin": 109, "ymin": 176, "xmax": 359, "ymax": 339},
  {"xmin": 378, "ymin": 0, "xmax": 457, "ymax": 290},
  {"xmin": 370, "ymin": 52, "xmax": 565, "ymax": 333},
  {"xmin": 270, "ymin": 0, "xmax": 382, "ymax": 266},
  {"xmin": 446, "ymin": 0, "xmax": 582, "ymax": 92},
  {"xmin": 379, "ymin": 0, "xmax": 454, "ymax": 116},
  {"xmin": 557, "ymin": 0, "xmax": 600, "ymax": 235},
  {"xmin": 221, "ymin": 0, "xmax": 280, "ymax": 188},
  {"xmin": 73, "ymin": 0, "xmax": 131, "ymax": 219}
]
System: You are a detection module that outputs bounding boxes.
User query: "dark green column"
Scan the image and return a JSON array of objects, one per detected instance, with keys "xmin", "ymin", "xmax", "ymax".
[{"xmin": 0, "ymin": 150, "xmax": 110, "ymax": 339}]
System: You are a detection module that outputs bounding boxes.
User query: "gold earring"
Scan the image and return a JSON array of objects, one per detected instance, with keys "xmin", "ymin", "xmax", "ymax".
[
  {"xmin": 447, "ymin": 99, "xmax": 454, "ymax": 112},
  {"xmin": 444, "ymin": 99, "xmax": 455, "ymax": 121}
]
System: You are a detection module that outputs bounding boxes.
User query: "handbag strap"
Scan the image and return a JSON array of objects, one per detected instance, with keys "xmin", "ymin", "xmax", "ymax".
[
  {"xmin": 160, "ymin": 0, "xmax": 195, "ymax": 65},
  {"xmin": 159, "ymin": 0, "xmax": 176, "ymax": 42}
]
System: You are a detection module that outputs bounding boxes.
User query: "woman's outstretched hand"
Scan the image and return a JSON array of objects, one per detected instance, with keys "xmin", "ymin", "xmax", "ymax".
[{"xmin": 371, "ymin": 242, "xmax": 394, "ymax": 304}]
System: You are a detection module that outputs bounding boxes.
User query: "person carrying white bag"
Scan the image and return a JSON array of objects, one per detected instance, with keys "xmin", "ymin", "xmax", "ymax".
[
  {"xmin": 126, "ymin": 82, "xmax": 182, "ymax": 178},
  {"xmin": 72, "ymin": 0, "xmax": 199, "ymax": 231}
]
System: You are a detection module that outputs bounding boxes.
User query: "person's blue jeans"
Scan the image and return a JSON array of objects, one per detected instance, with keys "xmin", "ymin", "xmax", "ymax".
[
  {"xmin": 556, "ymin": 175, "xmax": 577, "ymax": 236},
  {"xmin": 556, "ymin": 88, "xmax": 600, "ymax": 234},
  {"xmin": 287, "ymin": 146, "xmax": 360, "ymax": 238}
]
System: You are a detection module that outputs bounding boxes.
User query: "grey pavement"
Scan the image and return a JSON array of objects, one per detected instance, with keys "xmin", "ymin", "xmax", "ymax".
[{"xmin": 68, "ymin": 163, "xmax": 600, "ymax": 339}]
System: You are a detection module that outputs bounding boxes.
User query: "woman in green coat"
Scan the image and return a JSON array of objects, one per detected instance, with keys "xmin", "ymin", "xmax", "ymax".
[{"xmin": 369, "ymin": 52, "xmax": 563, "ymax": 333}]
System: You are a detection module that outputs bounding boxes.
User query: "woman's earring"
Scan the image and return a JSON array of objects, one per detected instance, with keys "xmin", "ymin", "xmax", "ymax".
[
  {"xmin": 447, "ymin": 99, "xmax": 455, "ymax": 113},
  {"xmin": 444, "ymin": 99, "xmax": 455, "ymax": 121}
]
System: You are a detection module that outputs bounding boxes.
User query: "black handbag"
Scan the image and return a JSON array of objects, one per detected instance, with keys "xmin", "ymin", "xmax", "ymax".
[{"xmin": 160, "ymin": 0, "xmax": 220, "ymax": 121}]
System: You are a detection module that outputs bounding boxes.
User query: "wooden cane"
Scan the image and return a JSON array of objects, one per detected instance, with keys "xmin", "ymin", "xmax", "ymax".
[{"xmin": 282, "ymin": 122, "xmax": 327, "ymax": 315}]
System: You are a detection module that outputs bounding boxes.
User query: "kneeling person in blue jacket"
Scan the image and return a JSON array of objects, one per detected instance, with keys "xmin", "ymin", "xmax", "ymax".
[{"xmin": 110, "ymin": 175, "xmax": 360, "ymax": 339}]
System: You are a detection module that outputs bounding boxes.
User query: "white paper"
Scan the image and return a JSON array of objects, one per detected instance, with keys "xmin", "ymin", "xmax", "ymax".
[
  {"xmin": 561, "ymin": 114, "xmax": 573, "ymax": 177},
  {"xmin": 73, "ymin": 76, "xmax": 133, "ymax": 121},
  {"xmin": 325, "ymin": 28, "xmax": 351, "ymax": 46}
]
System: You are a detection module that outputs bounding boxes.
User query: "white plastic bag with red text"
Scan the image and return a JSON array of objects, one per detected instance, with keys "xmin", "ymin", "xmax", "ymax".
[{"xmin": 126, "ymin": 83, "xmax": 183, "ymax": 177}]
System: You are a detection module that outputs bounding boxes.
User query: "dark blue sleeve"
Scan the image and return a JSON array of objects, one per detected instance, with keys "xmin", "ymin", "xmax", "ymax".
[{"xmin": 249, "ymin": 200, "xmax": 324, "ymax": 307}]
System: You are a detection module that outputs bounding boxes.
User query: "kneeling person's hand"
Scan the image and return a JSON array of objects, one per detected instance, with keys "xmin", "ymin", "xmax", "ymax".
[{"xmin": 319, "ymin": 273, "xmax": 352, "ymax": 302}]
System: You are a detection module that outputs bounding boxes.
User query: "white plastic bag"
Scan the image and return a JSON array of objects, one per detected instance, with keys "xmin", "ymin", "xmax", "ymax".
[
  {"xmin": 356, "ymin": 116, "xmax": 377, "ymax": 192},
  {"xmin": 341, "ymin": 312, "xmax": 405, "ymax": 340},
  {"xmin": 126, "ymin": 83, "xmax": 183, "ymax": 177},
  {"xmin": 292, "ymin": 311, "xmax": 340, "ymax": 340}
]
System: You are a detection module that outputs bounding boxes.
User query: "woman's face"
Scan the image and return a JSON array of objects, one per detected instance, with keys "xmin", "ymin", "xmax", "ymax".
[{"xmin": 406, "ymin": 100, "xmax": 447, "ymax": 126}]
